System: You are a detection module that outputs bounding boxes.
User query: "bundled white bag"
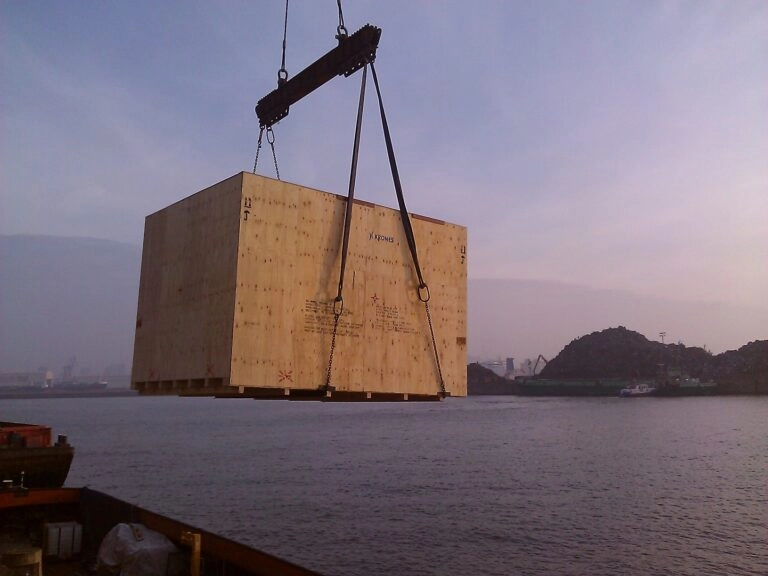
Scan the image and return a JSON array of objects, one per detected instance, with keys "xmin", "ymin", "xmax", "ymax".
[{"xmin": 97, "ymin": 523, "xmax": 177, "ymax": 576}]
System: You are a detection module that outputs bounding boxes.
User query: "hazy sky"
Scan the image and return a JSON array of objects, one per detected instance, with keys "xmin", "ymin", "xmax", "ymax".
[{"xmin": 2, "ymin": 1, "xmax": 767, "ymax": 312}]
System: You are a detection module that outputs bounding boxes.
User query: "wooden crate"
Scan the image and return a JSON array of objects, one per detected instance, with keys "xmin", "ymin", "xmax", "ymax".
[{"xmin": 131, "ymin": 173, "xmax": 466, "ymax": 400}]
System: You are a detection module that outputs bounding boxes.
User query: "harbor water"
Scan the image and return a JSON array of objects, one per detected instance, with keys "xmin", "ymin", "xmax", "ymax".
[{"xmin": 2, "ymin": 395, "xmax": 766, "ymax": 575}]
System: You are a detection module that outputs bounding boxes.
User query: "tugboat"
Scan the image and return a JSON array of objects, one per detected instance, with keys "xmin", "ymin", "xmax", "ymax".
[
  {"xmin": 618, "ymin": 382, "xmax": 656, "ymax": 397},
  {"xmin": 0, "ymin": 422, "xmax": 74, "ymax": 488}
]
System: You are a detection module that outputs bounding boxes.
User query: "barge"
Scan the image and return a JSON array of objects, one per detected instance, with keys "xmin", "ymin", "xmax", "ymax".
[{"xmin": 0, "ymin": 422, "xmax": 74, "ymax": 489}]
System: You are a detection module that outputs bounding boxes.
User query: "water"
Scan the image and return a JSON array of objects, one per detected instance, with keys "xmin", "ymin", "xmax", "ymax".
[{"xmin": 2, "ymin": 395, "xmax": 766, "ymax": 575}]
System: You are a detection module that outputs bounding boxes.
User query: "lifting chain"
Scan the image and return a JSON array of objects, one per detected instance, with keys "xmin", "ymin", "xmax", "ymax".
[
  {"xmin": 324, "ymin": 297, "xmax": 344, "ymax": 392},
  {"xmin": 267, "ymin": 126, "xmax": 280, "ymax": 180},
  {"xmin": 252, "ymin": 125, "xmax": 281, "ymax": 181},
  {"xmin": 252, "ymin": 126, "xmax": 264, "ymax": 174},
  {"xmin": 423, "ymin": 296, "xmax": 447, "ymax": 398}
]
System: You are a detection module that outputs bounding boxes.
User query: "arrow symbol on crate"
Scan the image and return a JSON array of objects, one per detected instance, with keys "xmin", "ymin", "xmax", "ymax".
[{"xmin": 278, "ymin": 370, "xmax": 293, "ymax": 383}]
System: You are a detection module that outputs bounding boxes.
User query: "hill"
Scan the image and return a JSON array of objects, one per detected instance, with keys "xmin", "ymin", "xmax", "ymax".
[
  {"xmin": 539, "ymin": 327, "xmax": 767, "ymax": 394},
  {"xmin": 712, "ymin": 340, "xmax": 768, "ymax": 393},
  {"xmin": 468, "ymin": 278, "xmax": 768, "ymax": 362}
]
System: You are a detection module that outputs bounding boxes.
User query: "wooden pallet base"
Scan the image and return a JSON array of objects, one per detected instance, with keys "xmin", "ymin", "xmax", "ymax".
[{"xmin": 135, "ymin": 382, "xmax": 444, "ymax": 402}]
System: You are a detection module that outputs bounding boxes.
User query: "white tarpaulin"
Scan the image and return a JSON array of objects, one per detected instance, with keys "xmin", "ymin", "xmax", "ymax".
[{"xmin": 97, "ymin": 523, "xmax": 177, "ymax": 576}]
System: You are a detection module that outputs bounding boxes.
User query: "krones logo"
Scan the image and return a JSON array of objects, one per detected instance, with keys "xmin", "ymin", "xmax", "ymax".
[{"xmin": 369, "ymin": 232, "xmax": 395, "ymax": 243}]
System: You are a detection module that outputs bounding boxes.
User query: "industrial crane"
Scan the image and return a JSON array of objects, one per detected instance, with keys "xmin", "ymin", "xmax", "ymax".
[{"xmin": 533, "ymin": 354, "xmax": 548, "ymax": 376}]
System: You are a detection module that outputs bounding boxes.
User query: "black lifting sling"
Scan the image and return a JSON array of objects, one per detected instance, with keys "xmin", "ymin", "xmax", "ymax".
[
  {"xmin": 253, "ymin": 3, "xmax": 446, "ymax": 397},
  {"xmin": 324, "ymin": 61, "xmax": 447, "ymax": 398}
]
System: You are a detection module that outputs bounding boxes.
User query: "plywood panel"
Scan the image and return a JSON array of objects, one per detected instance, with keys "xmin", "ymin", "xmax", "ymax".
[
  {"xmin": 132, "ymin": 174, "xmax": 243, "ymax": 388},
  {"xmin": 132, "ymin": 172, "xmax": 466, "ymax": 399}
]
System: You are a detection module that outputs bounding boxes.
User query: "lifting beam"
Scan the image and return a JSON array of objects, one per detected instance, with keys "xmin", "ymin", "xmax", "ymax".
[{"xmin": 256, "ymin": 24, "xmax": 381, "ymax": 127}]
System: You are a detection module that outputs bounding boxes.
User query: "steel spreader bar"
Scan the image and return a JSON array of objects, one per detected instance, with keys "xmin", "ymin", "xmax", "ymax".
[{"xmin": 256, "ymin": 24, "xmax": 381, "ymax": 128}]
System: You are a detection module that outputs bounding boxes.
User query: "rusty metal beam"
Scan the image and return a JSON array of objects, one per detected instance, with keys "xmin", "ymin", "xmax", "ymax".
[
  {"xmin": 0, "ymin": 487, "xmax": 80, "ymax": 509},
  {"xmin": 256, "ymin": 24, "xmax": 381, "ymax": 127}
]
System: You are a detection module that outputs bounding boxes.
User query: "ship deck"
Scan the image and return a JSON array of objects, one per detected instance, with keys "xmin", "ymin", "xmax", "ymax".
[{"xmin": 1, "ymin": 488, "xmax": 322, "ymax": 576}]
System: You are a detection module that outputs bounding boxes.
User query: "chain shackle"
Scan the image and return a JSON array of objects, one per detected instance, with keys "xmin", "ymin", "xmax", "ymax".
[
  {"xmin": 335, "ymin": 0, "xmax": 348, "ymax": 40},
  {"xmin": 418, "ymin": 283, "xmax": 431, "ymax": 303},
  {"xmin": 333, "ymin": 296, "xmax": 344, "ymax": 316},
  {"xmin": 278, "ymin": 0, "xmax": 289, "ymax": 86},
  {"xmin": 259, "ymin": 126, "xmax": 279, "ymax": 180}
]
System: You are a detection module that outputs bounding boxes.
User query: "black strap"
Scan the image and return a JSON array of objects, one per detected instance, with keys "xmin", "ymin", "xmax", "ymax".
[
  {"xmin": 371, "ymin": 62, "xmax": 446, "ymax": 397},
  {"xmin": 326, "ymin": 60, "xmax": 446, "ymax": 397},
  {"xmin": 336, "ymin": 63, "xmax": 367, "ymax": 301},
  {"xmin": 370, "ymin": 62, "xmax": 426, "ymax": 292},
  {"xmin": 325, "ymin": 63, "xmax": 368, "ymax": 391}
]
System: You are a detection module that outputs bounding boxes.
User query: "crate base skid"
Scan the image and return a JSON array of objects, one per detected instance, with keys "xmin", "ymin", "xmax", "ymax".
[
  {"xmin": 132, "ymin": 172, "xmax": 467, "ymax": 400},
  {"xmin": 134, "ymin": 381, "xmax": 442, "ymax": 401}
]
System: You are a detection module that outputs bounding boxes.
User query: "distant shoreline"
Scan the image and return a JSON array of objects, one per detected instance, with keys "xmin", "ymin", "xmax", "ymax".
[{"xmin": 0, "ymin": 388, "xmax": 138, "ymax": 400}]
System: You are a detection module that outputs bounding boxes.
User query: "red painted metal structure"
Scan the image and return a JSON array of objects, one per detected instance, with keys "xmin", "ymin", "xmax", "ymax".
[{"xmin": 1, "ymin": 422, "xmax": 53, "ymax": 448}]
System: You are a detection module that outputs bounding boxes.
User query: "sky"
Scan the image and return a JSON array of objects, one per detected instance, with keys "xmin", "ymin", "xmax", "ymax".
[{"xmin": 2, "ymin": 1, "xmax": 767, "ymax": 316}]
